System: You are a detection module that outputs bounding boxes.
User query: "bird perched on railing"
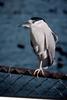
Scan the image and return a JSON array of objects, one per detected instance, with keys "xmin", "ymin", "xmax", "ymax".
[{"xmin": 22, "ymin": 17, "xmax": 58, "ymax": 77}]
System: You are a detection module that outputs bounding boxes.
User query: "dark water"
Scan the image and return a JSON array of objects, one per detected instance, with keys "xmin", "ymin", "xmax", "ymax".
[{"xmin": 0, "ymin": 0, "xmax": 67, "ymax": 99}]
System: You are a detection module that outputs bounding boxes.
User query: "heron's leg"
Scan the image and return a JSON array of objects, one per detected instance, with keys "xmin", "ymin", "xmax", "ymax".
[{"xmin": 33, "ymin": 60, "xmax": 44, "ymax": 77}]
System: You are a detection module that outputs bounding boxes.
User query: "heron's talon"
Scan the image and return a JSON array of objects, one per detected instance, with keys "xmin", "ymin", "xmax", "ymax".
[{"xmin": 33, "ymin": 68, "xmax": 44, "ymax": 77}]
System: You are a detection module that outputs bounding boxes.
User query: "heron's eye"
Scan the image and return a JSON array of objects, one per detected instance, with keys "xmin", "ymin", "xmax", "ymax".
[{"xmin": 32, "ymin": 20, "xmax": 36, "ymax": 23}]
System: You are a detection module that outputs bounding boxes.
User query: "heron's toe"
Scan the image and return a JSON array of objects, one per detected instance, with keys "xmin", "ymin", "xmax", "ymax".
[
  {"xmin": 33, "ymin": 68, "xmax": 44, "ymax": 77},
  {"xmin": 33, "ymin": 69, "xmax": 39, "ymax": 76}
]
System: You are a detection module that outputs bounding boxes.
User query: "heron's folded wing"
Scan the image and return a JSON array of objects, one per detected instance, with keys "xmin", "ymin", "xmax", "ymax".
[
  {"xmin": 31, "ymin": 41, "xmax": 36, "ymax": 54},
  {"xmin": 44, "ymin": 34, "xmax": 55, "ymax": 65}
]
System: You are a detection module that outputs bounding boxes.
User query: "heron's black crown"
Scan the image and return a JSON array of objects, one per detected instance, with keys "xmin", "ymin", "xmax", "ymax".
[{"xmin": 31, "ymin": 17, "xmax": 45, "ymax": 23}]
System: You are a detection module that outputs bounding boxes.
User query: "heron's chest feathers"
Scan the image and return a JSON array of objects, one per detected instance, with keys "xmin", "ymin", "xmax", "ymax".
[{"xmin": 30, "ymin": 27, "xmax": 44, "ymax": 45}]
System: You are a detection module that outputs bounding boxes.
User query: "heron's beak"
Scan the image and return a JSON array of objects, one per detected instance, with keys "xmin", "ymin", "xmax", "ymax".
[
  {"xmin": 22, "ymin": 21, "xmax": 30, "ymax": 28},
  {"xmin": 18, "ymin": 21, "xmax": 30, "ymax": 28},
  {"xmin": 18, "ymin": 24, "xmax": 22, "ymax": 27}
]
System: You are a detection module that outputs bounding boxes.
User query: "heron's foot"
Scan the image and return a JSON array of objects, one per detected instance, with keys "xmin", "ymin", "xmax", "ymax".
[{"xmin": 33, "ymin": 68, "xmax": 44, "ymax": 77}]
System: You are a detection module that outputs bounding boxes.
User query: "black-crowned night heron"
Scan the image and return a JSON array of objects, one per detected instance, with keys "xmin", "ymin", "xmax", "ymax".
[{"xmin": 22, "ymin": 17, "xmax": 58, "ymax": 77}]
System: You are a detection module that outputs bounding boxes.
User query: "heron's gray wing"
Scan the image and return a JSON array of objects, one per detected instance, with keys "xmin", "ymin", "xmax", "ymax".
[
  {"xmin": 52, "ymin": 32, "xmax": 58, "ymax": 43},
  {"xmin": 30, "ymin": 33, "xmax": 39, "ymax": 55},
  {"xmin": 44, "ymin": 34, "xmax": 55, "ymax": 65},
  {"xmin": 42, "ymin": 35, "xmax": 50, "ymax": 66},
  {"xmin": 31, "ymin": 41, "xmax": 36, "ymax": 54}
]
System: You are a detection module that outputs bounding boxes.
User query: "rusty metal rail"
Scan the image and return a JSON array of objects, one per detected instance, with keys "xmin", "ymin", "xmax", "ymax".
[{"xmin": 0, "ymin": 65, "xmax": 67, "ymax": 80}]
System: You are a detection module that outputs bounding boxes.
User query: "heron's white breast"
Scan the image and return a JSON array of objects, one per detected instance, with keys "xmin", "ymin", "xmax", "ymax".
[{"xmin": 31, "ymin": 24, "xmax": 45, "ymax": 51}]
